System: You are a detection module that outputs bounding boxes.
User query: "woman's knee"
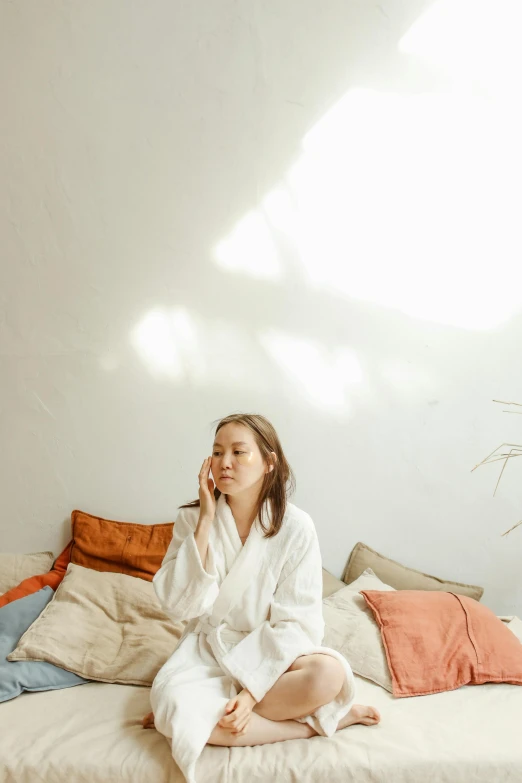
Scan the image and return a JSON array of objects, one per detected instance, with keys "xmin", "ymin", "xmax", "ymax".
[{"xmin": 305, "ymin": 655, "xmax": 345, "ymax": 704}]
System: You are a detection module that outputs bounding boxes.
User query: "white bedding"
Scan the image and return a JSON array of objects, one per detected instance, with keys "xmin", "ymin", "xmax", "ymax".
[{"xmin": 1, "ymin": 618, "xmax": 522, "ymax": 783}]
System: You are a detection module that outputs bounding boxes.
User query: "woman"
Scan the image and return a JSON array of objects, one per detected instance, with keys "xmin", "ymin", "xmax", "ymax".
[{"xmin": 143, "ymin": 413, "xmax": 380, "ymax": 783}]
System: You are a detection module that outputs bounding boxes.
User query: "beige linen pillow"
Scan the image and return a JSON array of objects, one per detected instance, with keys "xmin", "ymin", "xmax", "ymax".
[
  {"xmin": 322, "ymin": 567, "xmax": 395, "ymax": 692},
  {"xmin": 322, "ymin": 568, "xmax": 345, "ymax": 598},
  {"xmin": 0, "ymin": 551, "xmax": 54, "ymax": 594},
  {"xmin": 343, "ymin": 542, "xmax": 484, "ymax": 601},
  {"xmin": 7, "ymin": 562, "xmax": 185, "ymax": 685}
]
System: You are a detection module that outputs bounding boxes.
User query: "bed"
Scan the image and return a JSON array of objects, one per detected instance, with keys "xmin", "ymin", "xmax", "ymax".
[
  {"xmin": 2, "ymin": 534, "xmax": 521, "ymax": 783},
  {"xmin": 1, "ymin": 650, "xmax": 522, "ymax": 783}
]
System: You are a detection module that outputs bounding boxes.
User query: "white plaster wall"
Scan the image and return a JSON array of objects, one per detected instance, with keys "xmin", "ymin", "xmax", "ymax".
[{"xmin": 1, "ymin": 0, "xmax": 521, "ymax": 614}]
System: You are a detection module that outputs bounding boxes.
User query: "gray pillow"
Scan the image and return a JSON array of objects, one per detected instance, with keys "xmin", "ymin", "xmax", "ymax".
[{"xmin": 0, "ymin": 586, "xmax": 88, "ymax": 703}]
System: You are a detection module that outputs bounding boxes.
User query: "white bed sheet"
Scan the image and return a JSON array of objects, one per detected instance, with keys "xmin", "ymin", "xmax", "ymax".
[{"xmin": 1, "ymin": 618, "xmax": 521, "ymax": 783}]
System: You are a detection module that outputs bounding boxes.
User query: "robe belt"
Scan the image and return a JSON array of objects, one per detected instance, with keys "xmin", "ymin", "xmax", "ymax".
[{"xmin": 193, "ymin": 617, "xmax": 246, "ymax": 647}]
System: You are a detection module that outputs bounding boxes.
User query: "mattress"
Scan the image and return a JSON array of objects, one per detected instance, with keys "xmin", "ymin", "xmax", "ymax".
[{"xmin": 1, "ymin": 617, "xmax": 521, "ymax": 783}]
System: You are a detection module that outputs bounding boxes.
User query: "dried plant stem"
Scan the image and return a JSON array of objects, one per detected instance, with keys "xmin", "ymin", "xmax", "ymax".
[
  {"xmin": 471, "ymin": 444, "xmax": 522, "ymax": 472},
  {"xmin": 473, "ymin": 398, "xmax": 522, "ymax": 536},
  {"xmin": 501, "ymin": 519, "xmax": 522, "ymax": 537},
  {"xmin": 492, "ymin": 449, "xmax": 522, "ymax": 496}
]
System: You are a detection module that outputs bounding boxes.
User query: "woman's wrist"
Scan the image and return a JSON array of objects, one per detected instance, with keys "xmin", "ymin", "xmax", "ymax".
[{"xmin": 243, "ymin": 688, "xmax": 257, "ymax": 704}]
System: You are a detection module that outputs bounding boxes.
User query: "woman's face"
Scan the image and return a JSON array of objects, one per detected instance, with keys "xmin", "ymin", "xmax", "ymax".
[{"xmin": 211, "ymin": 422, "xmax": 274, "ymax": 495}]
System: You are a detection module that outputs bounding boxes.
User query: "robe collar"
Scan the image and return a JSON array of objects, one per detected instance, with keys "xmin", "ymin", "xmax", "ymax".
[
  {"xmin": 211, "ymin": 493, "xmax": 269, "ymax": 621},
  {"xmin": 215, "ymin": 491, "xmax": 267, "ymax": 550}
]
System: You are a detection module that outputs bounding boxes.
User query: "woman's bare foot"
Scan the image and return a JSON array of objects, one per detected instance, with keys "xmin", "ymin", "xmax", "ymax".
[
  {"xmin": 336, "ymin": 704, "xmax": 380, "ymax": 730},
  {"xmin": 142, "ymin": 711, "xmax": 155, "ymax": 729}
]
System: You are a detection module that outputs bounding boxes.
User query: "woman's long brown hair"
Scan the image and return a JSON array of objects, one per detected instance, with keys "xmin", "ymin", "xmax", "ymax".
[{"xmin": 179, "ymin": 413, "xmax": 295, "ymax": 538}]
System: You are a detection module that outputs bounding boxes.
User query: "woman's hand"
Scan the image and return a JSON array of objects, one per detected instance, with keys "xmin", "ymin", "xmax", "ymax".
[
  {"xmin": 198, "ymin": 456, "xmax": 216, "ymax": 522},
  {"xmin": 218, "ymin": 688, "xmax": 257, "ymax": 736}
]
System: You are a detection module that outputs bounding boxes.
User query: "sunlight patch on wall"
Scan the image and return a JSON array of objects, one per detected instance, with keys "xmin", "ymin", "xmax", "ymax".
[
  {"xmin": 130, "ymin": 308, "xmax": 261, "ymax": 392},
  {"xmin": 131, "ymin": 307, "xmax": 363, "ymax": 415},
  {"xmin": 215, "ymin": 210, "xmax": 282, "ymax": 280},
  {"xmin": 131, "ymin": 308, "xmax": 205, "ymax": 381},
  {"xmin": 399, "ymin": 0, "xmax": 522, "ymax": 99},
  {"xmin": 259, "ymin": 328, "xmax": 363, "ymax": 412},
  {"xmin": 292, "ymin": 88, "xmax": 522, "ymax": 330},
  {"xmin": 212, "ymin": 0, "xmax": 522, "ymax": 331},
  {"xmin": 262, "ymin": 186, "xmax": 302, "ymax": 245}
]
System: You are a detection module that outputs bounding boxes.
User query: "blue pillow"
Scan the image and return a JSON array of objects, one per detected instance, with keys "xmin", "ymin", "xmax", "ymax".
[{"xmin": 0, "ymin": 586, "xmax": 89, "ymax": 703}]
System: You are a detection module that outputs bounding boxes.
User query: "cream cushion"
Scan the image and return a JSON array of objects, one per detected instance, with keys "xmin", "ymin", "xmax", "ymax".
[
  {"xmin": 7, "ymin": 562, "xmax": 185, "ymax": 685},
  {"xmin": 8, "ymin": 560, "xmax": 520, "ymax": 695},
  {"xmin": 0, "ymin": 552, "xmax": 55, "ymax": 594},
  {"xmin": 323, "ymin": 567, "xmax": 396, "ymax": 691},
  {"xmin": 8, "ymin": 561, "xmax": 381, "ymax": 686}
]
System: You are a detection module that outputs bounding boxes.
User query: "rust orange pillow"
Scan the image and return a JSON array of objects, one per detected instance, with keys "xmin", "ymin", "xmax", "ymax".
[
  {"xmin": 70, "ymin": 509, "xmax": 174, "ymax": 581},
  {"xmin": 361, "ymin": 589, "xmax": 522, "ymax": 697},
  {"xmin": 0, "ymin": 542, "xmax": 72, "ymax": 608}
]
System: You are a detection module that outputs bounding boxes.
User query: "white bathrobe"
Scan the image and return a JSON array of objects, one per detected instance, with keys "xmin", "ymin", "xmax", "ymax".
[{"xmin": 150, "ymin": 493, "xmax": 356, "ymax": 783}]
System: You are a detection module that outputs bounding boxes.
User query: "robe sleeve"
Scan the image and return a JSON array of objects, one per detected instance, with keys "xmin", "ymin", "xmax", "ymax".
[
  {"xmin": 220, "ymin": 519, "xmax": 325, "ymax": 703},
  {"xmin": 152, "ymin": 506, "xmax": 220, "ymax": 623}
]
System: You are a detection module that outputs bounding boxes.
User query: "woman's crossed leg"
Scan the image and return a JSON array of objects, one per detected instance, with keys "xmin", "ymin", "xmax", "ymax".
[{"xmin": 143, "ymin": 653, "xmax": 380, "ymax": 747}]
